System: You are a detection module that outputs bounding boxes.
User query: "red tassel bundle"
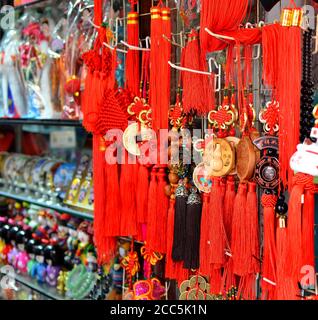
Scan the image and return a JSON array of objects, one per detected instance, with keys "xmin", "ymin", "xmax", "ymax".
[
  {"xmin": 223, "ymin": 177, "xmax": 236, "ymax": 243},
  {"xmin": 92, "ymin": 135, "xmax": 107, "ymax": 260},
  {"xmin": 210, "ymin": 267, "xmax": 222, "ymax": 294},
  {"xmin": 153, "ymin": 168, "xmax": 169, "ymax": 253},
  {"xmin": 238, "ymin": 182, "xmax": 259, "ymax": 300},
  {"xmin": 246, "ymin": 182, "xmax": 260, "ymax": 275},
  {"xmin": 302, "ymin": 191, "xmax": 315, "ymax": 273},
  {"xmin": 146, "ymin": 167, "xmax": 158, "ymax": 249},
  {"xmin": 182, "ymin": 30, "xmax": 210, "ymax": 115},
  {"xmin": 136, "ymin": 165, "xmax": 149, "ymax": 224},
  {"xmin": 208, "ymin": 179, "xmax": 227, "ymax": 294},
  {"xmin": 209, "ymin": 179, "xmax": 226, "ymax": 266},
  {"xmin": 125, "ymin": 10, "xmax": 140, "ymax": 96},
  {"xmin": 165, "ymin": 198, "xmax": 177, "ymax": 279},
  {"xmin": 199, "ymin": 0, "xmax": 249, "ymax": 54},
  {"xmin": 104, "ymin": 161, "xmax": 121, "ymax": 236},
  {"xmin": 149, "ymin": 5, "xmax": 171, "ymax": 131},
  {"xmin": 261, "ymin": 193, "xmax": 277, "ymax": 300},
  {"xmin": 280, "ymin": 173, "xmax": 318, "ymax": 299},
  {"xmin": 262, "ymin": 24, "xmax": 302, "ymax": 189},
  {"xmin": 81, "ymin": 0, "xmax": 119, "ymax": 263},
  {"xmin": 199, "ymin": 193, "xmax": 211, "ymax": 275},
  {"xmin": 231, "ymin": 183, "xmax": 248, "ymax": 276},
  {"xmin": 277, "ymin": 26, "xmax": 301, "ymax": 190},
  {"xmin": 160, "ymin": 7, "xmax": 171, "ymax": 130},
  {"xmin": 120, "ymin": 152, "xmax": 138, "ymax": 237},
  {"xmin": 276, "ymin": 217, "xmax": 289, "ymax": 300}
]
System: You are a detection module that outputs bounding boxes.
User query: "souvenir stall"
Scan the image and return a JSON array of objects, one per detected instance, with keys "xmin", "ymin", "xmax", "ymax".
[{"xmin": 0, "ymin": 0, "xmax": 317, "ymax": 301}]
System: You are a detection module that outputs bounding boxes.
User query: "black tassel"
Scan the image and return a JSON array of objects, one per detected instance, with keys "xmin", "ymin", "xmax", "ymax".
[
  {"xmin": 183, "ymin": 187, "xmax": 202, "ymax": 270},
  {"xmin": 172, "ymin": 180, "xmax": 188, "ymax": 262}
]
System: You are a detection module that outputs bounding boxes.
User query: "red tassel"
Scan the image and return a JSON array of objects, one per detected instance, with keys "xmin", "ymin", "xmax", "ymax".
[
  {"xmin": 81, "ymin": 69, "xmax": 93, "ymax": 129},
  {"xmin": 238, "ymin": 273, "xmax": 257, "ymax": 300},
  {"xmin": 209, "ymin": 179, "xmax": 226, "ymax": 266},
  {"xmin": 222, "ymin": 258, "xmax": 237, "ymax": 293},
  {"xmin": 280, "ymin": 173, "xmax": 317, "ymax": 299},
  {"xmin": 210, "ymin": 267, "xmax": 223, "ymax": 294},
  {"xmin": 93, "ymin": 135, "xmax": 107, "ymax": 261},
  {"xmin": 208, "ymin": 179, "xmax": 226, "ymax": 294},
  {"xmin": 136, "ymin": 165, "xmax": 149, "ymax": 224},
  {"xmin": 231, "ymin": 183, "xmax": 248, "ymax": 276},
  {"xmin": 146, "ymin": 167, "xmax": 158, "ymax": 249},
  {"xmin": 97, "ymin": 237, "xmax": 117, "ymax": 265},
  {"xmin": 126, "ymin": 11, "xmax": 140, "ymax": 96},
  {"xmin": 302, "ymin": 191, "xmax": 315, "ymax": 272},
  {"xmin": 104, "ymin": 162, "xmax": 121, "ymax": 236},
  {"xmin": 276, "ymin": 221, "xmax": 289, "ymax": 300},
  {"xmin": 120, "ymin": 153, "xmax": 138, "ymax": 237},
  {"xmin": 199, "ymin": 0, "xmax": 249, "ymax": 54},
  {"xmin": 153, "ymin": 168, "xmax": 169, "ymax": 253},
  {"xmin": 246, "ymin": 182, "xmax": 260, "ymax": 274},
  {"xmin": 182, "ymin": 30, "xmax": 210, "ymax": 115},
  {"xmin": 160, "ymin": 7, "xmax": 171, "ymax": 129},
  {"xmin": 261, "ymin": 193, "xmax": 277, "ymax": 300},
  {"xmin": 236, "ymin": 182, "xmax": 259, "ymax": 300},
  {"xmin": 223, "ymin": 178, "xmax": 236, "ymax": 243},
  {"xmin": 165, "ymin": 198, "xmax": 177, "ymax": 279},
  {"xmin": 199, "ymin": 193, "xmax": 211, "ymax": 275},
  {"xmin": 263, "ymin": 24, "xmax": 301, "ymax": 189},
  {"xmin": 149, "ymin": 6, "xmax": 162, "ymax": 132}
]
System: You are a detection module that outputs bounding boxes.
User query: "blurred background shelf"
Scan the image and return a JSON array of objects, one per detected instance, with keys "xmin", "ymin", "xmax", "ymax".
[
  {"xmin": 0, "ymin": 119, "xmax": 83, "ymax": 127},
  {"xmin": 0, "ymin": 190, "xmax": 93, "ymax": 221},
  {"xmin": 0, "ymin": 269, "xmax": 66, "ymax": 300}
]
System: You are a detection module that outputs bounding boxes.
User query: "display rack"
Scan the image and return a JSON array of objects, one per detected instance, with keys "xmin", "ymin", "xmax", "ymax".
[
  {"xmin": 0, "ymin": 119, "xmax": 83, "ymax": 127},
  {"xmin": 0, "ymin": 190, "xmax": 94, "ymax": 221},
  {"xmin": 0, "ymin": 268, "xmax": 65, "ymax": 300}
]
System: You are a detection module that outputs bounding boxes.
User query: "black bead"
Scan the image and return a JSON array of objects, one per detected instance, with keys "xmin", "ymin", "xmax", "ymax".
[
  {"xmin": 278, "ymin": 194, "xmax": 285, "ymax": 202},
  {"xmin": 276, "ymin": 202, "xmax": 288, "ymax": 214}
]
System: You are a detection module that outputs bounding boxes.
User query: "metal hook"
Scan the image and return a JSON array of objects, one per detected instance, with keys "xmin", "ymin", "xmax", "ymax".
[
  {"xmin": 208, "ymin": 57, "xmax": 221, "ymax": 92},
  {"xmin": 204, "ymin": 27, "xmax": 236, "ymax": 42},
  {"xmin": 103, "ymin": 42, "xmax": 128, "ymax": 54},
  {"xmin": 162, "ymin": 34, "xmax": 183, "ymax": 48},
  {"xmin": 120, "ymin": 40, "xmax": 151, "ymax": 51},
  {"xmin": 168, "ymin": 61, "xmax": 212, "ymax": 76}
]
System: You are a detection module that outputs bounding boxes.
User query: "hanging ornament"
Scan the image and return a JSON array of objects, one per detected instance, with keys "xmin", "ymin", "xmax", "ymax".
[
  {"xmin": 253, "ymin": 136, "xmax": 280, "ymax": 190},
  {"xmin": 203, "ymin": 138, "xmax": 235, "ymax": 177},
  {"xmin": 179, "ymin": 275, "xmax": 217, "ymax": 300},
  {"xmin": 259, "ymin": 101, "xmax": 279, "ymax": 135}
]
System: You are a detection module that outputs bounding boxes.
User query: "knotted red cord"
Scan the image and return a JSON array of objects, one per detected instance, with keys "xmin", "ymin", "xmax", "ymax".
[
  {"xmin": 261, "ymin": 194, "xmax": 277, "ymax": 300},
  {"xmin": 200, "ymin": 0, "xmax": 249, "ymax": 54},
  {"xmin": 278, "ymin": 173, "xmax": 318, "ymax": 300}
]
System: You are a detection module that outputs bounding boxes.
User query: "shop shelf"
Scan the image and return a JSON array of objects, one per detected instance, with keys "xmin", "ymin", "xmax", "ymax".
[
  {"xmin": 0, "ymin": 190, "xmax": 93, "ymax": 221},
  {"xmin": 0, "ymin": 118, "xmax": 83, "ymax": 127},
  {"xmin": 0, "ymin": 269, "xmax": 65, "ymax": 300}
]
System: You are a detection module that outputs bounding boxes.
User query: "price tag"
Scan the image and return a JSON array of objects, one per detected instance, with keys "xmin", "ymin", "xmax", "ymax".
[{"xmin": 50, "ymin": 130, "xmax": 76, "ymax": 149}]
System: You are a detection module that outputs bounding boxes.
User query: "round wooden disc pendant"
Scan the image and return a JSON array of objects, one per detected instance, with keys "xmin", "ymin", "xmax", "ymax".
[
  {"xmin": 203, "ymin": 138, "xmax": 234, "ymax": 177},
  {"xmin": 193, "ymin": 162, "xmax": 212, "ymax": 193},
  {"xmin": 225, "ymin": 136, "xmax": 240, "ymax": 175},
  {"xmin": 236, "ymin": 136, "xmax": 256, "ymax": 182},
  {"xmin": 255, "ymin": 156, "xmax": 280, "ymax": 189}
]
